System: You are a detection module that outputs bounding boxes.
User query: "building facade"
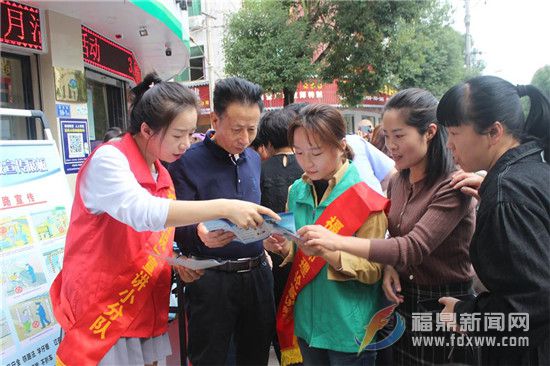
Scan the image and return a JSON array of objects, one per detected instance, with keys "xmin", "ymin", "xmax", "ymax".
[{"xmin": 1, "ymin": 0, "xmax": 191, "ymax": 189}]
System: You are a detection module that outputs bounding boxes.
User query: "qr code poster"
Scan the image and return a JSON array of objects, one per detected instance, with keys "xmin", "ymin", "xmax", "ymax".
[
  {"xmin": 59, "ymin": 118, "xmax": 90, "ymax": 174},
  {"xmin": 67, "ymin": 133, "xmax": 84, "ymax": 158}
]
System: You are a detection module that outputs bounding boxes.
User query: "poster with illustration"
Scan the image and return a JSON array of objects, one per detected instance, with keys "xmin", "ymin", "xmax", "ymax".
[
  {"xmin": 9, "ymin": 294, "xmax": 56, "ymax": 342},
  {"xmin": 30, "ymin": 207, "xmax": 68, "ymax": 241},
  {"xmin": 1, "ymin": 255, "xmax": 47, "ymax": 297},
  {"xmin": 0, "ymin": 217, "xmax": 33, "ymax": 253},
  {"xmin": 1, "ymin": 139, "xmax": 73, "ymax": 364},
  {"xmin": 41, "ymin": 247, "xmax": 64, "ymax": 276},
  {"xmin": 0, "ymin": 312, "xmax": 15, "ymax": 352}
]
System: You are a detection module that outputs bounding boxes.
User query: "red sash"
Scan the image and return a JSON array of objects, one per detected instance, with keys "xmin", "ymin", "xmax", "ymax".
[
  {"xmin": 53, "ymin": 226, "xmax": 174, "ymax": 366},
  {"xmin": 276, "ymin": 182, "xmax": 389, "ymax": 366}
]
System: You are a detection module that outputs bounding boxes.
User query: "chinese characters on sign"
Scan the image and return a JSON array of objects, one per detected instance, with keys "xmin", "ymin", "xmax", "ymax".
[
  {"xmin": 81, "ymin": 26, "xmax": 141, "ymax": 84},
  {"xmin": 192, "ymin": 80, "xmax": 393, "ymax": 114},
  {"xmin": 412, "ymin": 312, "xmax": 530, "ymax": 333},
  {"xmin": 0, "ymin": 0, "xmax": 42, "ymax": 50}
]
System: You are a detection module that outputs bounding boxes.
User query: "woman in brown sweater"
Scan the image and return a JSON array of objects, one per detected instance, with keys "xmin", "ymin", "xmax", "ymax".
[{"xmin": 299, "ymin": 88, "xmax": 478, "ymax": 365}]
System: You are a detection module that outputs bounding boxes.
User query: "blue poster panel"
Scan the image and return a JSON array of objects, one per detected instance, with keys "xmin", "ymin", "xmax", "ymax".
[
  {"xmin": 59, "ymin": 118, "xmax": 90, "ymax": 174},
  {"xmin": 1, "ymin": 140, "xmax": 74, "ymax": 365}
]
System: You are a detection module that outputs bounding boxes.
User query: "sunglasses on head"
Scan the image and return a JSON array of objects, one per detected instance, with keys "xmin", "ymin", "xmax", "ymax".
[{"xmin": 359, "ymin": 125, "xmax": 373, "ymax": 133}]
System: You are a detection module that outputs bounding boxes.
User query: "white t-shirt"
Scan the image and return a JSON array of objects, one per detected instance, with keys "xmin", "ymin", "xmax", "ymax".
[
  {"xmin": 80, "ymin": 145, "xmax": 170, "ymax": 232},
  {"xmin": 346, "ymin": 134, "xmax": 395, "ymax": 195}
]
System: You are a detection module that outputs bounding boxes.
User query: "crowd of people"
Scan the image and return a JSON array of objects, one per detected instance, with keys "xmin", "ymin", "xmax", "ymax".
[{"xmin": 50, "ymin": 72, "xmax": 549, "ymax": 366}]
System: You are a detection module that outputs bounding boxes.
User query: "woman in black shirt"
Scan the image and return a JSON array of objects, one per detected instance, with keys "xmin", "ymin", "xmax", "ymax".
[{"xmin": 437, "ymin": 76, "xmax": 550, "ymax": 365}]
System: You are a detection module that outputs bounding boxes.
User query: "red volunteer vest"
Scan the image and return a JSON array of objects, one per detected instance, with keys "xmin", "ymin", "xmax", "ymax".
[{"xmin": 50, "ymin": 134, "xmax": 175, "ymax": 365}]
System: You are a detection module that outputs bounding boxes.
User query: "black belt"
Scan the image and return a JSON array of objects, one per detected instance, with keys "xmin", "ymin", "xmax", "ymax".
[{"xmin": 202, "ymin": 252, "xmax": 266, "ymax": 273}]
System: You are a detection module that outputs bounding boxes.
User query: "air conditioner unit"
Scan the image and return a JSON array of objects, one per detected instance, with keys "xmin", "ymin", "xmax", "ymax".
[{"xmin": 188, "ymin": 15, "xmax": 203, "ymax": 31}]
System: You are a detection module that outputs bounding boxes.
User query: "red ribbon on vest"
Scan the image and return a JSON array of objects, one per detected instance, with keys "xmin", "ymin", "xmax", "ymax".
[{"xmin": 276, "ymin": 182, "xmax": 389, "ymax": 366}]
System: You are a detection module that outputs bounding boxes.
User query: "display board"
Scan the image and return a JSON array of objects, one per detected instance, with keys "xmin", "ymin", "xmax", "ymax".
[{"xmin": 1, "ymin": 109, "xmax": 72, "ymax": 366}]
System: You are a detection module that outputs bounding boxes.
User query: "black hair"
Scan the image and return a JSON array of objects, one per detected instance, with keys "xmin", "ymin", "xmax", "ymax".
[
  {"xmin": 103, "ymin": 127, "xmax": 123, "ymax": 142},
  {"xmin": 250, "ymin": 136, "xmax": 263, "ymax": 150},
  {"xmin": 284, "ymin": 102, "xmax": 309, "ymax": 115},
  {"xmin": 288, "ymin": 104, "xmax": 354, "ymax": 161},
  {"xmin": 128, "ymin": 72, "xmax": 199, "ymax": 135},
  {"xmin": 385, "ymin": 88, "xmax": 454, "ymax": 186},
  {"xmin": 256, "ymin": 109, "xmax": 295, "ymax": 149},
  {"xmin": 437, "ymin": 75, "xmax": 550, "ymax": 163},
  {"xmin": 213, "ymin": 77, "xmax": 263, "ymax": 117}
]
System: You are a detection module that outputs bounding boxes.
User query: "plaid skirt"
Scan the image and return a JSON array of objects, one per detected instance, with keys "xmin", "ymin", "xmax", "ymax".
[{"xmin": 391, "ymin": 279, "xmax": 480, "ymax": 366}]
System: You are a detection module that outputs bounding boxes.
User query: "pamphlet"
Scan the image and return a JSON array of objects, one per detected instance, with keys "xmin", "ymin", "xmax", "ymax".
[
  {"xmin": 152, "ymin": 254, "xmax": 228, "ymax": 270},
  {"xmin": 202, "ymin": 212, "xmax": 302, "ymax": 244}
]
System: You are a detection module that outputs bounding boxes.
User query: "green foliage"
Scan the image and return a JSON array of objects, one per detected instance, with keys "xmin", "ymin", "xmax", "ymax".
[
  {"xmin": 223, "ymin": 0, "xmax": 485, "ymax": 106},
  {"xmin": 223, "ymin": 0, "xmax": 316, "ymax": 104},
  {"xmin": 390, "ymin": 1, "xmax": 483, "ymax": 98},
  {"xmin": 315, "ymin": 1, "xmax": 429, "ymax": 106}
]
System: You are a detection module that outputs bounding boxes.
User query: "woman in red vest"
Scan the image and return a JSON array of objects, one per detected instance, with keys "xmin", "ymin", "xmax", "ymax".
[{"xmin": 50, "ymin": 73, "xmax": 278, "ymax": 366}]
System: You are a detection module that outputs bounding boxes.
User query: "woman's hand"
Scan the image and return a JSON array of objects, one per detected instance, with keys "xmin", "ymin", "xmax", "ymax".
[
  {"xmin": 450, "ymin": 170, "xmax": 485, "ymax": 200},
  {"xmin": 223, "ymin": 200, "xmax": 280, "ymax": 229},
  {"xmin": 174, "ymin": 260, "xmax": 204, "ymax": 283},
  {"xmin": 439, "ymin": 296, "xmax": 461, "ymax": 332},
  {"xmin": 197, "ymin": 223, "xmax": 235, "ymax": 248},
  {"xmin": 297, "ymin": 241, "xmax": 327, "ymax": 257},
  {"xmin": 297, "ymin": 225, "xmax": 345, "ymax": 251},
  {"xmin": 382, "ymin": 265, "xmax": 404, "ymax": 304},
  {"xmin": 263, "ymin": 233, "xmax": 290, "ymax": 257}
]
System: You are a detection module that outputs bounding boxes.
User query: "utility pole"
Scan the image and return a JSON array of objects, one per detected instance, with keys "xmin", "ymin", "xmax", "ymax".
[
  {"xmin": 464, "ymin": 0, "xmax": 472, "ymax": 68},
  {"xmin": 203, "ymin": 1, "xmax": 215, "ymax": 113}
]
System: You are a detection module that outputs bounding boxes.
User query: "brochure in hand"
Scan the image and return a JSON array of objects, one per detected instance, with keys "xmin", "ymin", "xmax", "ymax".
[
  {"xmin": 152, "ymin": 253, "xmax": 228, "ymax": 270},
  {"xmin": 202, "ymin": 212, "xmax": 302, "ymax": 244}
]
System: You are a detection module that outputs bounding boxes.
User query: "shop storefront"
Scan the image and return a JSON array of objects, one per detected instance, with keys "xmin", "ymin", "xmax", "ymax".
[
  {"xmin": 0, "ymin": 0, "xmax": 43, "ymax": 140},
  {"xmin": 1, "ymin": 0, "xmax": 190, "ymax": 183}
]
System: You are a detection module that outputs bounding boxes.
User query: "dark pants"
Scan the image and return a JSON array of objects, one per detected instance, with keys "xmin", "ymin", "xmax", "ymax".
[
  {"xmin": 297, "ymin": 338, "xmax": 376, "ymax": 366},
  {"xmin": 184, "ymin": 262, "xmax": 275, "ymax": 365}
]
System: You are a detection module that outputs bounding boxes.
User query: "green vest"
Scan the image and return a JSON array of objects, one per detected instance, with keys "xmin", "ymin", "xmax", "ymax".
[{"xmin": 288, "ymin": 163, "xmax": 381, "ymax": 353}]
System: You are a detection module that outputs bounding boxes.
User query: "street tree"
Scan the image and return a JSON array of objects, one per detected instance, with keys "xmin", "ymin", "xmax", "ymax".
[
  {"xmin": 389, "ymin": 2, "xmax": 484, "ymax": 97},
  {"xmin": 224, "ymin": 0, "xmax": 316, "ymax": 105}
]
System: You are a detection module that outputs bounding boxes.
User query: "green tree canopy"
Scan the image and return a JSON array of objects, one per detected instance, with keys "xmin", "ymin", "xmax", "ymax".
[
  {"xmin": 223, "ymin": 0, "xmax": 484, "ymax": 106},
  {"xmin": 389, "ymin": 1, "xmax": 483, "ymax": 98},
  {"xmin": 312, "ymin": 0, "xmax": 430, "ymax": 105},
  {"xmin": 224, "ymin": 0, "xmax": 316, "ymax": 104}
]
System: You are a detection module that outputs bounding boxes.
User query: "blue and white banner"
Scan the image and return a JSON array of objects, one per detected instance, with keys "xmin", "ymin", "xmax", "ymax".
[{"xmin": 1, "ymin": 140, "xmax": 73, "ymax": 366}]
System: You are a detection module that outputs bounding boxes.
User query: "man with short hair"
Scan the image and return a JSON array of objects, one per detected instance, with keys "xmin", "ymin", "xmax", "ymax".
[
  {"xmin": 169, "ymin": 77, "xmax": 274, "ymax": 365},
  {"xmin": 357, "ymin": 118, "xmax": 374, "ymax": 141}
]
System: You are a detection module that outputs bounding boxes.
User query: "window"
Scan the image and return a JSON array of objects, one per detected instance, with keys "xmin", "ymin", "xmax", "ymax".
[
  {"xmin": 188, "ymin": 0, "xmax": 201, "ymax": 17},
  {"xmin": 85, "ymin": 69, "xmax": 126, "ymax": 149},
  {"xmin": 0, "ymin": 52, "xmax": 37, "ymax": 140},
  {"xmin": 175, "ymin": 45, "xmax": 204, "ymax": 82},
  {"xmin": 343, "ymin": 114, "xmax": 355, "ymax": 134}
]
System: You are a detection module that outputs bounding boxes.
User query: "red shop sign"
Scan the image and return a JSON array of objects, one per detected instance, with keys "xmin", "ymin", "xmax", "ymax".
[
  {"xmin": 81, "ymin": 25, "xmax": 141, "ymax": 84},
  {"xmin": 0, "ymin": 0, "xmax": 42, "ymax": 50}
]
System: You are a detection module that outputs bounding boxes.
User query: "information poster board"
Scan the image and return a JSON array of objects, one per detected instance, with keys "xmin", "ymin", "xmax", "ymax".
[
  {"xmin": 0, "ymin": 139, "xmax": 74, "ymax": 366},
  {"xmin": 59, "ymin": 118, "xmax": 90, "ymax": 174}
]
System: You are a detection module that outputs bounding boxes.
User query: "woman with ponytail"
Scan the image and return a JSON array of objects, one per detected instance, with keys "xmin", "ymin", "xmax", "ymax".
[
  {"xmin": 437, "ymin": 75, "xmax": 550, "ymax": 365},
  {"xmin": 50, "ymin": 73, "xmax": 279, "ymax": 365},
  {"xmin": 299, "ymin": 89, "xmax": 478, "ymax": 364}
]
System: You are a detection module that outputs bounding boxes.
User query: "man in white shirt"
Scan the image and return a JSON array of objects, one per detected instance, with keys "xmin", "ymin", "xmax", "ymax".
[{"xmin": 346, "ymin": 134, "xmax": 396, "ymax": 195}]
